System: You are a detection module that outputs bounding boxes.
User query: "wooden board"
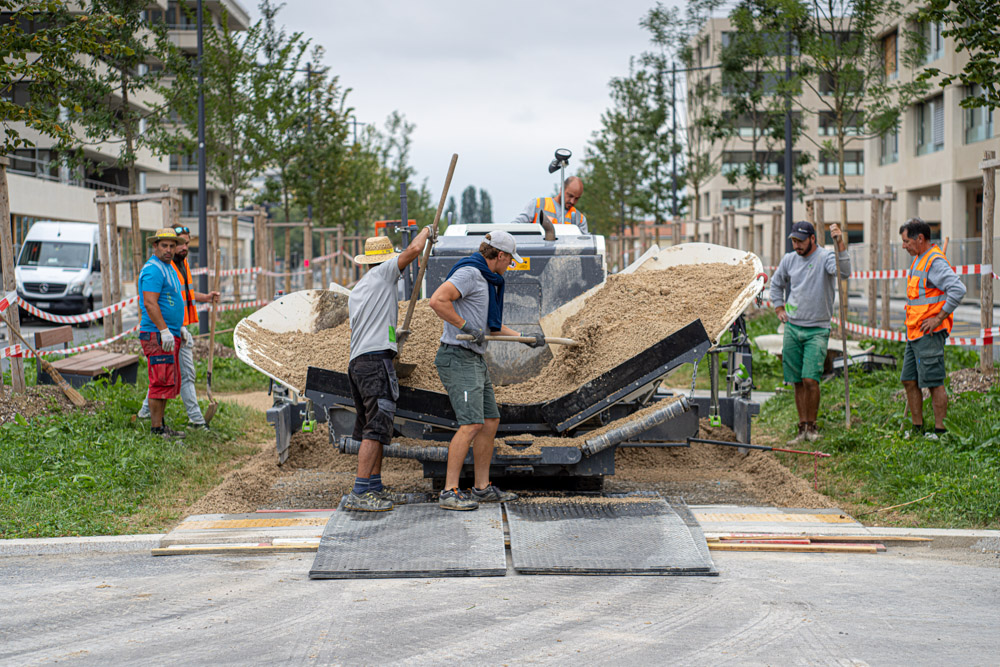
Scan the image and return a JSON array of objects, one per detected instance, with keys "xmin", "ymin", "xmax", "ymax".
[
  {"xmin": 51, "ymin": 350, "xmax": 138, "ymax": 375},
  {"xmin": 709, "ymin": 543, "xmax": 878, "ymax": 554}
]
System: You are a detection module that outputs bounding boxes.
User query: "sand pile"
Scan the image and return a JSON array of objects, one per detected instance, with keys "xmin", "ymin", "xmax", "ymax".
[{"xmin": 240, "ymin": 261, "xmax": 755, "ymax": 402}]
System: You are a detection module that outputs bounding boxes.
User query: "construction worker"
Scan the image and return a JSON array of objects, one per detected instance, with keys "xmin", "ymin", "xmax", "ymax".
[
  {"xmin": 769, "ymin": 220, "xmax": 849, "ymax": 443},
  {"xmin": 510, "ymin": 176, "xmax": 588, "ymax": 233},
  {"xmin": 899, "ymin": 217, "xmax": 966, "ymax": 439},
  {"xmin": 344, "ymin": 227, "xmax": 433, "ymax": 512},
  {"xmin": 137, "ymin": 226, "xmax": 220, "ymax": 430},
  {"xmin": 429, "ymin": 231, "xmax": 543, "ymax": 511}
]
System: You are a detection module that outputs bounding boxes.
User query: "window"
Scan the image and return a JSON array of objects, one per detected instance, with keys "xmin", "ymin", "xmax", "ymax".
[
  {"xmin": 819, "ymin": 111, "xmax": 860, "ymax": 136},
  {"xmin": 921, "ymin": 21, "xmax": 944, "ymax": 64},
  {"xmin": 181, "ymin": 190, "xmax": 198, "ymax": 217},
  {"xmin": 965, "ymin": 85, "xmax": 993, "ymax": 144},
  {"xmin": 722, "ymin": 71, "xmax": 782, "ymax": 97},
  {"xmin": 170, "ymin": 152, "xmax": 198, "ymax": 171},
  {"xmin": 1, "ymin": 82, "xmax": 30, "ymax": 106},
  {"xmin": 916, "ymin": 96, "xmax": 945, "ymax": 155},
  {"xmin": 721, "ymin": 191, "xmax": 751, "ymax": 210},
  {"xmin": 819, "ymin": 150, "xmax": 864, "ymax": 176},
  {"xmin": 879, "ymin": 128, "xmax": 899, "ymax": 165},
  {"xmin": 882, "ymin": 31, "xmax": 898, "ymax": 80},
  {"xmin": 722, "ymin": 151, "xmax": 797, "ymax": 177}
]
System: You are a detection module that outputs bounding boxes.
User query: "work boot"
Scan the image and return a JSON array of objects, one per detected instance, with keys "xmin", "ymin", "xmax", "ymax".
[
  {"xmin": 805, "ymin": 424, "xmax": 820, "ymax": 442},
  {"xmin": 789, "ymin": 423, "xmax": 807, "ymax": 445},
  {"xmin": 343, "ymin": 490, "xmax": 393, "ymax": 512},
  {"xmin": 152, "ymin": 425, "xmax": 186, "ymax": 439},
  {"xmin": 468, "ymin": 483, "xmax": 518, "ymax": 503},
  {"xmin": 188, "ymin": 422, "xmax": 210, "ymax": 431},
  {"xmin": 438, "ymin": 488, "xmax": 478, "ymax": 511},
  {"xmin": 372, "ymin": 486, "xmax": 409, "ymax": 505}
]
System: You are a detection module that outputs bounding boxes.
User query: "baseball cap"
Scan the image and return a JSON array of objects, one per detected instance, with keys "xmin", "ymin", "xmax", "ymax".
[
  {"xmin": 484, "ymin": 230, "xmax": 523, "ymax": 264},
  {"xmin": 788, "ymin": 221, "xmax": 815, "ymax": 241}
]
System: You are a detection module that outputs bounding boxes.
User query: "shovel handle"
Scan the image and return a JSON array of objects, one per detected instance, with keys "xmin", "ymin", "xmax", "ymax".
[
  {"xmin": 208, "ymin": 248, "xmax": 221, "ymax": 378},
  {"xmin": 456, "ymin": 334, "xmax": 579, "ymax": 346},
  {"xmin": 401, "ymin": 153, "xmax": 458, "ymax": 334}
]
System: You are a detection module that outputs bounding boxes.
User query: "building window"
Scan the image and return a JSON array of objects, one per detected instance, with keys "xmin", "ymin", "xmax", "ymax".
[
  {"xmin": 1, "ymin": 81, "xmax": 30, "ymax": 106},
  {"xmin": 721, "ymin": 191, "xmax": 751, "ymax": 210},
  {"xmin": 722, "ymin": 151, "xmax": 797, "ymax": 177},
  {"xmin": 916, "ymin": 96, "xmax": 945, "ymax": 155},
  {"xmin": 170, "ymin": 152, "xmax": 198, "ymax": 172},
  {"xmin": 965, "ymin": 85, "xmax": 993, "ymax": 144},
  {"xmin": 819, "ymin": 111, "xmax": 860, "ymax": 136},
  {"xmin": 921, "ymin": 21, "xmax": 944, "ymax": 64},
  {"xmin": 882, "ymin": 31, "xmax": 898, "ymax": 80},
  {"xmin": 819, "ymin": 150, "xmax": 864, "ymax": 176},
  {"xmin": 181, "ymin": 190, "xmax": 198, "ymax": 217},
  {"xmin": 879, "ymin": 128, "xmax": 899, "ymax": 165}
]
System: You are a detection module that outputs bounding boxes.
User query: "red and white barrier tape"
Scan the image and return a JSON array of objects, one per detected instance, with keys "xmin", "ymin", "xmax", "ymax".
[
  {"xmin": 191, "ymin": 266, "xmax": 263, "ymax": 277},
  {"xmin": 0, "ymin": 290, "xmax": 16, "ymax": 314},
  {"xmin": 16, "ymin": 295, "xmax": 139, "ymax": 324},
  {"xmin": 829, "ymin": 318, "xmax": 993, "ymax": 346},
  {"xmin": 0, "ymin": 324, "xmax": 141, "ymax": 360},
  {"xmin": 195, "ymin": 299, "xmax": 270, "ymax": 313},
  {"xmin": 768, "ymin": 263, "xmax": 996, "ymax": 280}
]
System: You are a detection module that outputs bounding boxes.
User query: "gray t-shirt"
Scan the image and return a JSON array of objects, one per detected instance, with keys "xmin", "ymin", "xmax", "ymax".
[
  {"xmin": 348, "ymin": 258, "xmax": 402, "ymax": 361},
  {"xmin": 510, "ymin": 198, "xmax": 589, "ymax": 234},
  {"xmin": 769, "ymin": 246, "xmax": 850, "ymax": 329},
  {"xmin": 440, "ymin": 266, "xmax": 490, "ymax": 355}
]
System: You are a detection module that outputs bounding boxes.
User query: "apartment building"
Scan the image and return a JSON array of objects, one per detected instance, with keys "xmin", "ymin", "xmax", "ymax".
[
  {"xmin": 4, "ymin": 0, "xmax": 253, "ymax": 283},
  {"xmin": 864, "ymin": 11, "xmax": 997, "ymax": 260},
  {"xmin": 686, "ymin": 17, "xmax": 867, "ymax": 265}
]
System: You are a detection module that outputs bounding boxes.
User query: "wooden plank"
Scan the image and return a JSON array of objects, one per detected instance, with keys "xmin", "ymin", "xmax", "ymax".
[
  {"xmin": 802, "ymin": 192, "xmax": 896, "ymax": 202},
  {"xmin": 93, "ymin": 191, "xmax": 180, "ymax": 204},
  {"xmin": 107, "ymin": 203, "xmax": 123, "ymax": 334},
  {"xmin": 206, "ymin": 209, "xmax": 254, "ymax": 217},
  {"xmin": 53, "ymin": 351, "xmax": 121, "ymax": 372},
  {"xmin": 978, "ymin": 157, "xmax": 1000, "ymax": 170},
  {"xmin": 152, "ymin": 544, "xmax": 318, "ymax": 557},
  {"xmin": 881, "ymin": 186, "xmax": 893, "ymax": 330},
  {"xmin": 96, "ymin": 197, "xmax": 113, "ymax": 339},
  {"xmin": 266, "ymin": 222, "xmax": 308, "ymax": 228},
  {"xmin": 709, "ymin": 543, "xmax": 878, "ymax": 553},
  {"xmin": 0, "ymin": 156, "xmax": 26, "ymax": 393},
  {"xmin": 868, "ymin": 188, "xmax": 880, "ymax": 328},
  {"xmin": 34, "ymin": 326, "xmax": 74, "ymax": 349}
]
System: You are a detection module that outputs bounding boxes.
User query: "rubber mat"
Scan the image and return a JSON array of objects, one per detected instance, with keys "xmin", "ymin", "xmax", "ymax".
[
  {"xmin": 505, "ymin": 495, "xmax": 715, "ymax": 575},
  {"xmin": 309, "ymin": 501, "xmax": 506, "ymax": 579}
]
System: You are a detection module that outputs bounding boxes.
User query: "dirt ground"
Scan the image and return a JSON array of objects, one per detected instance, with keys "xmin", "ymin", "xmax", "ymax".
[
  {"xmin": 186, "ymin": 391, "xmax": 835, "ymax": 516},
  {"xmin": 0, "ymin": 384, "xmax": 76, "ymax": 425}
]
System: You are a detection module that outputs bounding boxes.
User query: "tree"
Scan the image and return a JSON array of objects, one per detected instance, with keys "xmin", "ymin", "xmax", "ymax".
[
  {"xmin": 460, "ymin": 185, "xmax": 478, "ymax": 225},
  {"xmin": 479, "ymin": 188, "xmax": 493, "ymax": 224},
  {"xmin": 916, "ymin": 0, "xmax": 1000, "ymax": 111}
]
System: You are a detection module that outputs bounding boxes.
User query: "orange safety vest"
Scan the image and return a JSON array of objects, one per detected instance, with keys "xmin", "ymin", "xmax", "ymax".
[
  {"xmin": 905, "ymin": 244, "xmax": 952, "ymax": 341},
  {"xmin": 532, "ymin": 197, "xmax": 586, "ymax": 228},
  {"xmin": 172, "ymin": 257, "xmax": 199, "ymax": 326}
]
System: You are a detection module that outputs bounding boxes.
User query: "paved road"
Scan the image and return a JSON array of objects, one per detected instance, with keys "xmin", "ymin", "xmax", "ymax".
[{"xmin": 2, "ymin": 546, "xmax": 997, "ymax": 665}]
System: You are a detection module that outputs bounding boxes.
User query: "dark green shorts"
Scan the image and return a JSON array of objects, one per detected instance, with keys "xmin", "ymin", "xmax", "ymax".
[
  {"xmin": 435, "ymin": 344, "xmax": 500, "ymax": 425},
  {"xmin": 901, "ymin": 330, "xmax": 947, "ymax": 388},
  {"xmin": 782, "ymin": 322, "xmax": 830, "ymax": 383}
]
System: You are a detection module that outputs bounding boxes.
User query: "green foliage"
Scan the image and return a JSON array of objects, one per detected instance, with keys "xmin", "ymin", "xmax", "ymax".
[
  {"xmin": 759, "ymin": 367, "xmax": 1000, "ymax": 527},
  {"xmin": 0, "ymin": 377, "xmax": 265, "ymax": 538},
  {"xmin": 458, "ymin": 185, "xmax": 495, "ymax": 225}
]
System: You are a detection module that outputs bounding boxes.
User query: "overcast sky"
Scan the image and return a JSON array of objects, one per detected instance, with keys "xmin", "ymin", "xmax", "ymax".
[{"xmin": 248, "ymin": 0, "xmax": 684, "ymax": 221}]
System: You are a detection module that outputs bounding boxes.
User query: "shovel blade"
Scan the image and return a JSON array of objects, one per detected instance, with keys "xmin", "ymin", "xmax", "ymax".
[
  {"xmin": 204, "ymin": 400, "xmax": 218, "ymax": 425},
  {"xmin": 395, "ymin": 361, "xmax": 417, "ymax": 379}
]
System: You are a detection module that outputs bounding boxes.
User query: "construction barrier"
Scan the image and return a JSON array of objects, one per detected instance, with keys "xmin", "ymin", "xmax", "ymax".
[
  {"xmin": 16, "ymin": 295, "xmax": 139, "ymax": 324},
  {"xmin": 0, "ymin": 290, "xmax": 15, "ymax": 314},
  {"xmin": 0, "ymin": 324, "xmax": 141, "ymax": 360},
  {"xmin": 766, "ymin": 263, "xmax": 997, "ymax": 280}
]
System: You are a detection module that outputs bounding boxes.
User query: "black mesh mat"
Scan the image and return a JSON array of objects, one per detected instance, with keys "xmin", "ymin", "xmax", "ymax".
[
  {"xmin": 505, "ymin": 495, "xmax": 716, "ymax": 575},
  {"xmin": 309, "ymin": 501, "xmax": 506, "ymax": 579}
]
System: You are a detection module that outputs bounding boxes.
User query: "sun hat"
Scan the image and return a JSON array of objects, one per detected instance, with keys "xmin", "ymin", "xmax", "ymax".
[
  {"xmin": 484, "ymin": 230, "xmax": 523, "ymax": 264},
  {"xmin": 147, "ymin": 228, "xmax": 181, "ymax": 244},
  {"xmin": 354, "ymin": 235, "xmax": 400, "ymax": 265}
]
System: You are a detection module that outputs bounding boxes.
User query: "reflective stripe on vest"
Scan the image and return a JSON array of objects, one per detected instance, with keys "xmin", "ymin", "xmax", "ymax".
[
  {"xmin": 532, "ymin": 197, "xmax": 582, "ymax": 226},
  {"xmin": 904, "ymin": 245, "xmax": 952, "ymax": 340}
]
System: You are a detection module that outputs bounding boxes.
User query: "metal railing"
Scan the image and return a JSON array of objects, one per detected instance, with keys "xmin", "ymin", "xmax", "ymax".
[{"xmin": 6, "ymin": 153, "xmax": 130, "ymax": 194}]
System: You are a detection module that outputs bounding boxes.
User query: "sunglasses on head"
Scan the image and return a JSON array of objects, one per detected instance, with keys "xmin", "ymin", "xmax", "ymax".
[{"xmin": 173, "ymin": 226, "xmax": 191, "ymax": 235}]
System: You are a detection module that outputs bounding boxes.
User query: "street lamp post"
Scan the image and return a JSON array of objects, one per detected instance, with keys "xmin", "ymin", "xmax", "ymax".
[{"xmin": 196, "ymin": 0, "xmax": 208, "ymax": 333}]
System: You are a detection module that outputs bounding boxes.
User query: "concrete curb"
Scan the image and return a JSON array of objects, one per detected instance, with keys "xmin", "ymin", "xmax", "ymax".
[{"xmin": 0, "ymin": 534, "xmax": 164, "ymax": 557}]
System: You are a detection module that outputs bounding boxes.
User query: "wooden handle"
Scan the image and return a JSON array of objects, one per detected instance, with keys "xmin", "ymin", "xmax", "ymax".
[
  {"xmin": 456, "ymin": 334, "xmax": 579, "ymax": 346},
  {"xmin": 2, "ymin": 312, "xmax": 86, "ymax": 406},
  {"xmin": 208, "ymin": 248, "xmax": 221, "ymax": 377},
  {"xmin": 401, "ymin": 153, "xmax": 458, "ymax": 333}
]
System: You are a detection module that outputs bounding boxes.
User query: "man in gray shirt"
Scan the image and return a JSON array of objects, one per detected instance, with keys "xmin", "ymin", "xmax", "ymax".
[
  {"xmin": 429, "ymin": 230, "xmax": 543, "ymax": 511},
  {"xmin": 769, "ymin": 220, "xmax": 849, "ymax": 443},
  {"xmin": 344, "ymin": 227, "xmax": 431, "ymax": 512}
]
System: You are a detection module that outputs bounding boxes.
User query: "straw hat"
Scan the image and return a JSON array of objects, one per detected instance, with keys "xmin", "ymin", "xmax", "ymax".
[
  {"xmin": 354, "ymin": 235, "xmax": 399, "ymax": 265},
  {"xmin": 147, "ymin": 228, "xmax": 181, "ymax": 244}
]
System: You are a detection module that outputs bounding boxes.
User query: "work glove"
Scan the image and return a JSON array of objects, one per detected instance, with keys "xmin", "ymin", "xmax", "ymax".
[
  {"xmin": 460, "ymin": 320, "xmax": 486, "ymax": 346},
  {"xmin": 182, "ymin": 327, "xmax": 194, "ymax": 347},
  {"xmin": 159, "ymin": 328, "xmax": 175, "ymax": 352},
  {"xmin": 525, "ymin": 334, "xmax": 546, "ymax": 349}
]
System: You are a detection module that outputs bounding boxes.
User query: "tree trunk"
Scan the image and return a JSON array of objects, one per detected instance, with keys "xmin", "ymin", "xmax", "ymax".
[
  {"xmin": 0, "ymin": 157, "xmax": 26, "ymax": 393},
  {"xmin": 121, "ymin": 72, "xmax": 143, "ymax": 281}
]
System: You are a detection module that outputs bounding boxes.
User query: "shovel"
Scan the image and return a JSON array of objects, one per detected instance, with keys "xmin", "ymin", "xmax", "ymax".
[
  {"xmin": 457, "ymin": 334, "xmax": 580, "ymax": 347},
  {"xmin": 395, "ymin": 153, "xmax": 458, "ymax": 379},
  {"xmin": 204, "ymin": 249, "xmax": 221, "ymax": 424}
]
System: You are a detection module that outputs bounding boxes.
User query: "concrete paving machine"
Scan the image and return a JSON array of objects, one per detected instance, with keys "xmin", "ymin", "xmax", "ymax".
[{"xmin": 234, "ymin": 232, "xmax": 765, "ymax": 489}]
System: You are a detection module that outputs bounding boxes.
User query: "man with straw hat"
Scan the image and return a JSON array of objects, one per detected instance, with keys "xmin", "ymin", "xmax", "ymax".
[
  {"xmin": 344, "ymin": 226, "xmax": 433, "ymax": 512},
  {"xmin": 138, "ymin": 228, "xmax": 187, "ymax": 439},
  {"xmin": 429, "ymin": 230, "xmax": 542, "ymax": 511}
]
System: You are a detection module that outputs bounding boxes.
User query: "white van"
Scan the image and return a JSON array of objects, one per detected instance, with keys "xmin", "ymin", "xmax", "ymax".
[{"xmin": 16, "ymin": 221, "xmax": 102, "ymax": 316}]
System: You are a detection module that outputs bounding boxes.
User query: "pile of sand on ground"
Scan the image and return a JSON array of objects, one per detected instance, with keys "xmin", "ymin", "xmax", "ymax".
[{"xmin": 240, "ymin": 261, "xmax": 755, "ymax": 402}]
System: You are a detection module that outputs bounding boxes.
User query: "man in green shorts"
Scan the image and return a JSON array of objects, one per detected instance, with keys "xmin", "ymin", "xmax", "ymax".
[
  {"xmin": 769, "ymin": 221, "xmax": 849, "ymax": 443},
  {"xmin": 428, "ymin": 231, "xmax": 544, "ymax": 510}
]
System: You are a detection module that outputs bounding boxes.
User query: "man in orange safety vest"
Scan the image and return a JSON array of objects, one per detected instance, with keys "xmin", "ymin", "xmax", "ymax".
[
  {"xmin": 510, "ymin": 176, "xmax": 588, "ymax": 233},
  {"xmin": 899, "ymin": 217, "xmax": 966, "ymax": 439}
]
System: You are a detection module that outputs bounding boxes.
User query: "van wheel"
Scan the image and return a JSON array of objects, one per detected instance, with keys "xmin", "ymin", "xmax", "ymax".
[{"xmin": 78, "ymin": 297, "xmax": 94, "ymax": 328}]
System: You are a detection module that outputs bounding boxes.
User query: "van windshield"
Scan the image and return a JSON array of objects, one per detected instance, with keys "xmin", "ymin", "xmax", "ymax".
[{"xmin": 18, "ymin": 241, "xmax": 91, "ymax": 269}]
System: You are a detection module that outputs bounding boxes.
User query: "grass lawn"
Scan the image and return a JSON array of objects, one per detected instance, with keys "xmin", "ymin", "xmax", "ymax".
[
  {"xmin": 1, "ymin": 334, "xmax": 271, "ymax": 538},
  {"xmin": 756, "ymin": 337, "xmax": 1000, "ymax": 529}
]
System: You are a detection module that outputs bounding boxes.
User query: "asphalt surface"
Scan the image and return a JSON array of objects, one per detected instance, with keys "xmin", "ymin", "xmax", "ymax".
[{"xmin": 2, "ymin": 545, "xmax": 998, "ymax": 665}]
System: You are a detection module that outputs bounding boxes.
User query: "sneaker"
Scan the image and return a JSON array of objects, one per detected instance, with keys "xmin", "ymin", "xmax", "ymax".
[
  {"xmin": 468, "ymin": 483, "xmax": 518, "ymax": 503},
  {"xmin": 438, "ymin": 488, "xmax": 478, "ymax": 511},
  {"xmin": 372, "ymin": 486, "xmax": 409, "ymax": 505},
  {"xmin": 343, "ymin": 490, "xmax": 393, "ymax": 512},
  {"xmin": 188, "ymin": 422, "xmax": 210, "ymax": 431},
  {"xmin": 923, "ymin": 431, "xmax": 940, "ymax": 441},
  {"xmin": 152, "ymin": 425, "xmax": 186, "ymax": 439},
  {"xmin": 805, "ymin": 425, "xmax": 821, "ymax": 442},
  {"xmin": 789, "ymin": 424, "xmax": 807, "ymax": 445}
]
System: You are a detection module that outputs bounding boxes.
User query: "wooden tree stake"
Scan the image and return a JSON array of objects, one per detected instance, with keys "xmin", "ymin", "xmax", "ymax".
[
  {"xmin": 0, "ymin": 156, "xmax": 26, "ymax": 393},
  {"xmin": 982, "ymin": 151, "xmax": 995, "ymax": 375}
]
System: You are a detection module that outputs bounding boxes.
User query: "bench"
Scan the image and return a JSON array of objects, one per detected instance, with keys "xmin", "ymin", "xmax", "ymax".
[
  {"xmin": 38, "ymin": 349, "xmax": 140, "ymax": 389},
  {"xmin": 35, "ymin": 325, "xmax": 74, "ymax": 356}
]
